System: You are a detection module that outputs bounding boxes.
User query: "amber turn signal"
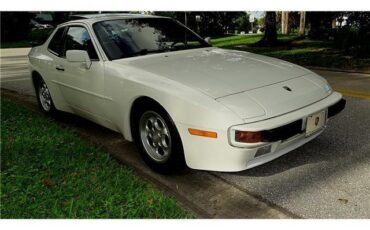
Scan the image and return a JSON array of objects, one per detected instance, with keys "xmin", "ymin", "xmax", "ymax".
[
  {"xmin": 235, "ymin": 130, "xmax": 262, "ymax": 143},
  {"xmin": 188, "ymin": 128, "xmax": 217, "ymax": 138}
]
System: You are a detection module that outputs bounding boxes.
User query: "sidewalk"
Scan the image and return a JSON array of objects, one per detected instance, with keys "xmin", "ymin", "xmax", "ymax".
[{"xmin": 0, "ymin": 48, "xmax": 31, "ymax": 57}]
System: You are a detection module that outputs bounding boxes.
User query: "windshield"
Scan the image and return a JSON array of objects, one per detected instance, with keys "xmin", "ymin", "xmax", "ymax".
[{"xmin": 93, "ymin": 18, "xmax": 210, "ymax": 60}]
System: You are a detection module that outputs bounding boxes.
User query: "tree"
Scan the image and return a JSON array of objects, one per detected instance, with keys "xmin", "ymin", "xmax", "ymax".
[
  {"xmin": 152, "ymin": 11, "xmax": 245, "ymax": 36},
  {"xmin": 299, "ymin": 11, "xmax": 306, "ymax": 36},
  {"xmin": 234, "ymin": 13, "xmax": 251, "ymax": 33},
  {"xmin": 281, "ymin": 11, "xmax": 289, "ymax": 35},
  {"xmin": 1, "ymin": 12, "xmax": 32, "ymax": 41},
  {"xmin": 307, "ymin": 12, "xmax": 337, "ymax": 39},
  {"xmin": 257, "ymin": 11, "xmax": 277, "ymax": 46}
]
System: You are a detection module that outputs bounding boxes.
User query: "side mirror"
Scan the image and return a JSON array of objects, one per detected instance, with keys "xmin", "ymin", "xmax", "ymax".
[
  {"xmin": 66, "ymin": 50, "xmax": 92, "ymax": 69},
  {"xmin": 204, "ymin": 37, "xmax": 212, "ymax": 45}
]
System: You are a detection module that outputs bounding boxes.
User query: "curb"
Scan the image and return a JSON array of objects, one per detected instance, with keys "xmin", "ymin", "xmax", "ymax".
[{"xmin": 306, "ymin": 66, "xmax": 370, "ymax": 75}]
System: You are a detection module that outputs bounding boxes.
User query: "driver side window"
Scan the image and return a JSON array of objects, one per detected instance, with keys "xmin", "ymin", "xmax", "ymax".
[{"xmin": 64, "ymin": 26, "xmax": 99, "ymax": 60}]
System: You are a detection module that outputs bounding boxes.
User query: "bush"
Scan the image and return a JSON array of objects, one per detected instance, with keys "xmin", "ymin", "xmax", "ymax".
[
  {"xmin": 333, "ymin": 26, "xmax": 370, "ymax": 56},
  {"xmin": 1, "ymin": 12, "xmax": 32, "ymax": 41}
]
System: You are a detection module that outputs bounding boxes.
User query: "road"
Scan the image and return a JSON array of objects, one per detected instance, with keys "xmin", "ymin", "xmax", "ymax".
[{"xmin": 1, "ymin": 48, "xmax": 370, "ymax": 218}]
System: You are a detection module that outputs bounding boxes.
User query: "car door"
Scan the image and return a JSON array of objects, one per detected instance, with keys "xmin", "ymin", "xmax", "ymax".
[{"xmin": 56, "ymin": 25, "xmax": 109, "ymax": 124}]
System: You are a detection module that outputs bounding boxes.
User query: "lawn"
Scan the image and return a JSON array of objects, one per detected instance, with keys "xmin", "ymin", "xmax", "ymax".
[
  {"xmin": 0, "ymin": 40, "xmax": 31, "ymax": 49},
  {"xmin": 211, "ymin": 34, "xmax": 370, "ymax": 70},
  {"xmin": 0, "ymin": 98, "xmax": 192, "ymax": 218}
]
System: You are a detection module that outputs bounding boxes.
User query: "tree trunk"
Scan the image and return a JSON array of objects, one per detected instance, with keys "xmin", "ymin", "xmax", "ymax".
[
  {"xmin": 299, "ymin": 11, "xmax": 306, "ymax": 36},
  {"xmin": 281, "ymin": 11, "xmax": 289, "ymax": 35},
  {"xmin": 258, "ymin": 11, "xmax": 277, "ymax": 46}
]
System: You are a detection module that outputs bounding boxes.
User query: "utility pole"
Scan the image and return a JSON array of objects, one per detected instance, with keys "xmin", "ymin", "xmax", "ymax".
[
  {"xmin": 184, "ymin": 12, "xmax": 187, "ymax": 27},
  {"xmin": 249, "ymin": 14, "xmax": 255, "ymax": 33}
]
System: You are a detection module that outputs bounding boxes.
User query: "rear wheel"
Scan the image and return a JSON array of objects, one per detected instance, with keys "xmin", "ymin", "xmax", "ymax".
[
  {"xmin": 133, "ymin": 104, "xmax": 185, "ymax": 174},
  {"xmin": 35, "ymin": 77, "xmax": 57, "ymax": 115}
]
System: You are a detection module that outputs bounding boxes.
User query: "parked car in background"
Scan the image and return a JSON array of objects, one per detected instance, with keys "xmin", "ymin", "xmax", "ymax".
[
  {"xmin": 28, "ymin": 14, "xmax": 345, "ymax": 173},
  {"xmin": 30, "ymin": 13, "xmax": 54, "ymax": 30}
]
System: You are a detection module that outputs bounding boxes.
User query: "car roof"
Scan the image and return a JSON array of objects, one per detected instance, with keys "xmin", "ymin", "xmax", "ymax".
[{"xmin": 63, "ymin": 13, "xmax": 167, "ymax": 26}]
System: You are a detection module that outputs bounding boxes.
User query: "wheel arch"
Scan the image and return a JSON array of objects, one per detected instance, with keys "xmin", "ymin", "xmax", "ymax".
[
  {"xmin": 129, "ymin": 96, "xmax": 173, "ymax": 142},
  {"xmin": 31, "ymin": 71, "xmax": 43, "ymax": 91}
]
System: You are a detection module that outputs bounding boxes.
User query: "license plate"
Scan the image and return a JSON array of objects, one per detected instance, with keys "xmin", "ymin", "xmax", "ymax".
[{"xmin": 306, "ymin": 110, "xmax": 326, "ymax": 136}]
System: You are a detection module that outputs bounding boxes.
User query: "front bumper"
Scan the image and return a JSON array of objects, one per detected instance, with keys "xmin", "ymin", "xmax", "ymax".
[{"xmin": 177, "ymin": 92, "xmax": 344, "ymax": 172}]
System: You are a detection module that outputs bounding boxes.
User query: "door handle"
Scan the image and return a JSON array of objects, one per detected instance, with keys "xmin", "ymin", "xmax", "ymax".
[{"xmin": 55, "ymin": 65, "xmax": 64, "ymax": 71}]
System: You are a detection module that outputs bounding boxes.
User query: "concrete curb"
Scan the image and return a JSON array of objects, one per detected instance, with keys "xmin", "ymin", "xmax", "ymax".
[
  {"xmin": 306, "ymin": 66, "xmax": 370, "ymax": 75},
  {"xmin": 0, "ymin": 48, "xmax": 31, "ymax": 58}
]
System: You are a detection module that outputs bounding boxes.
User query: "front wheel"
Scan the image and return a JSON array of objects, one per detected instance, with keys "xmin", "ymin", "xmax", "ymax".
[{"xmin": 133, "ymin": 105, "xmax": 185, "ymax": 174}]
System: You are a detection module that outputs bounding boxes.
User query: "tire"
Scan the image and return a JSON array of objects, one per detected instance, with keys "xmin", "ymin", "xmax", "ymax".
[
  {"xmin": 133, "ymin": 103, "xmax": 185, "ymax": 174},
  {"xmin": 35, "ymin": 77, "xmax": 57, "ymax": 115}
]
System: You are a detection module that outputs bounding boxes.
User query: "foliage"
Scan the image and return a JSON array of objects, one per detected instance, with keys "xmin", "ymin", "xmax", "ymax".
[
  {"xmin": 306, "ymin": 12, "xmax": 370, "ymax": 56},
  {"xmin": 211, "ymin": 34, "xmax": 370, "ymax": 70},
  {"xmin": 152, "ymin": 11, "xmax": 245, "ymax": 36},
  {"xmin": 0, "ymin": 40, "xmax": 31, "ymax": 49},
  {"xmin": 234, "ymin": 13, "xmax": 251, "ymax": 33},
  {"xmin": 29, "ymin": 28, "xmax": 54, "ymax": 44},
  {"xmin": 1, "ymin": 12, "xmax": 33, "ymax": 41},
  {"xmin": 306, "ymin": 12, "xmax": 337, "ymax": 39},
  {"xmin": 339, "ymin": 12, "xmax": 370, "ymax": 55},
  {"xmin": 1, "ymin": 98, "xmax": 192, "ymax": 218}
]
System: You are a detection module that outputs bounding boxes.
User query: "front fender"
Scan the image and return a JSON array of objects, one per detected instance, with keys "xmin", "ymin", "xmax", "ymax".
[{"xmin": 103, "ymin": 62, "xmax": 244, "ymax": 141}]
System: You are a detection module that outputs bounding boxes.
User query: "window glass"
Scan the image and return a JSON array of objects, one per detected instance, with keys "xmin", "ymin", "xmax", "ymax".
[
  {"xmin": 48, "ymin": 27, "xmax": 65, "ymax": 56},
  {"xmin": 65, "ymin": 26, "xmax": 99, "ymax": 60},
  {"xmin": 93, "ymin": 18, "xmax": 210, "ymax": 60}
]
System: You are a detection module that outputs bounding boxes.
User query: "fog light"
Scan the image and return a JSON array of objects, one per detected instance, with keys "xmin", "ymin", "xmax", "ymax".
[
  {"xmin": 235, "ymin": 131, "xmax": 262, "ymax": 143},
  {"xmin": 255, "ymin": 145, "xmax": 272, "ymax": 157}
]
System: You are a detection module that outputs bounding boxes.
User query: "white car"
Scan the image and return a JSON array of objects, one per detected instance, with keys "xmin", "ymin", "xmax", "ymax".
[{"xmin": 28, "ymin": 14, "xmax": 346, "ymax": 173}]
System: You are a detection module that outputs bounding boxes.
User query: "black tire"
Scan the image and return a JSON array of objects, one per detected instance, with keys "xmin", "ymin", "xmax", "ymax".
[
  {"xmin": 132, "ymin": 103, "xmax": 185, "ymax": 174},
  {"xmin": 34, "ymin": 77, "xmax": 57, "ymax": 115}
]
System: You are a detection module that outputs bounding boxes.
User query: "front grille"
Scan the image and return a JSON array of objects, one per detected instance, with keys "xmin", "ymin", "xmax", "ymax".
[{"xmin": 262, "ymin": 119, "xmax": 303, "ymax": 142}]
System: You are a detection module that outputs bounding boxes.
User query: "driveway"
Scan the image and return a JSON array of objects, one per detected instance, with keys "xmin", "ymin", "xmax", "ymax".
[{"xmin": 1, "ymin": 48, "xmax": 370, "ymax": 218}]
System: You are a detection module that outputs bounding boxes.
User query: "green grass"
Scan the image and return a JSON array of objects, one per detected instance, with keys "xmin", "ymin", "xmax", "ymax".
[
  {"xmin": 1, "ymin": 28, "xmax": 53, "ymax": 49},
  {"xmin": 0, "ymin": 98, "xmax": 192, "ymax": 218},
  {"xmin": 211, "ymin": 34, "xmax": 263, "ymax": 47},
  {"xmin": 0, "ymin": 40, "xmax": 31, "ymax": 49},
  {"xmin": 211, "ymin": 34, "xmax": 370, "ymax": 70}
]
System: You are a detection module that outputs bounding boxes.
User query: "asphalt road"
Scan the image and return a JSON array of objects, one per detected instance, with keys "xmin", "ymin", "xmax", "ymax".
[{"xmin": 1, "ymin": 48, "xmax": 370, "ymax": 218}]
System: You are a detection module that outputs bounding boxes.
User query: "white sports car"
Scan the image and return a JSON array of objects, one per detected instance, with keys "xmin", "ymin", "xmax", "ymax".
[{"xmin": 28, "ymin": 14, "xmax": 346, "ymax": 173}]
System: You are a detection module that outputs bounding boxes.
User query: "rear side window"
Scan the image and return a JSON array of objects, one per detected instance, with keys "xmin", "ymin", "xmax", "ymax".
[
  {"xmin": 64, "ymin": 26, "xmax": 99, "ymax": 60},
  {"xmin": 48, "ymin": 27, "xmax": 65, "ymax": 56}
]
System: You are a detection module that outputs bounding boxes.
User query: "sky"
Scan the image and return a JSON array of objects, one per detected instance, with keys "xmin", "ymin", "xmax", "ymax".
[{"xmin": 247, "ymin": 11, "xmax": 265, "ymax": 19}]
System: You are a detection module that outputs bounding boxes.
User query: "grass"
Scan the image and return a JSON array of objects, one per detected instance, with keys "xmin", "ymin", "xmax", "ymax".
[
  {"xmin": 0, "ymin": 98, "xmax": 192, "ymax": 218},
  {"xmin": 1, "ymin": 28, "xmax": 53, "ymax": 49},
  {"xmin": 211, "ymin": 34, "xmax": 370, "ymax": 70},
  {"xmin": 0, "ymin": 40, "xmax": 31, "ymax": 49}
]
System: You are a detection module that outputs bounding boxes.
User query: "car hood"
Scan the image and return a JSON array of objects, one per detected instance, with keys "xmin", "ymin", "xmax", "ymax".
[{"xmin": 113, "ymin": 47, "xmax": 311, "ymax": 98}]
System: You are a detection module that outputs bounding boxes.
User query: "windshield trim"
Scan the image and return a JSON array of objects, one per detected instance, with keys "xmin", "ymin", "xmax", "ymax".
[{"xmin": 92, "ymin": 18, "xmax": 211, "ymax": 61}]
